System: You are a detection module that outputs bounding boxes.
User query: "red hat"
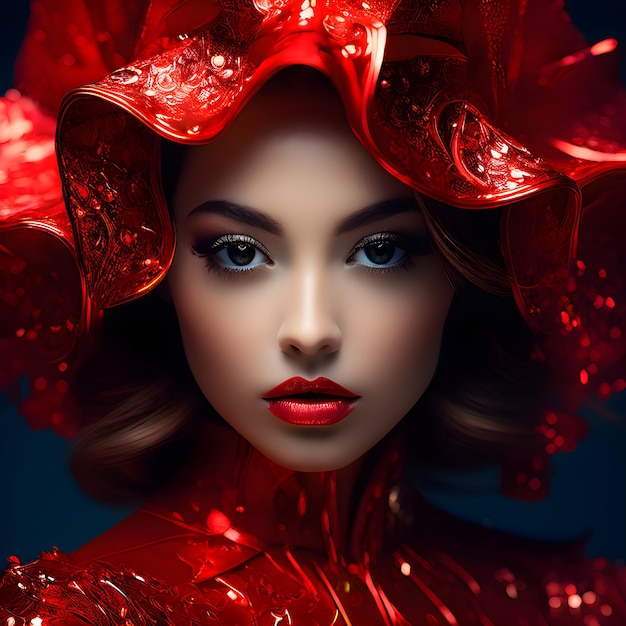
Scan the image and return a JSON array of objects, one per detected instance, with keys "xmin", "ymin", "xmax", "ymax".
[{"xmin": 2, "ymin": 0, "xmax": 626, "ymax": 436}]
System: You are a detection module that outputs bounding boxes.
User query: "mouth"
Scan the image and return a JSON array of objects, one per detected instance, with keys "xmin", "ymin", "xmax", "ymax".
[{"xmin": 262, "ymin": 377, "xmax": 360, "ymax": 426}]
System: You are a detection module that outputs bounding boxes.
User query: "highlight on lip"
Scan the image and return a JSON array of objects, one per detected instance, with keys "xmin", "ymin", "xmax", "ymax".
[
  {"xmin": 263, "ymin": 377, "xmax": 360, "ymax": 426},
  {"xmin": 265, "ymin": 398, "xmax": 359, "ymax": 426}
]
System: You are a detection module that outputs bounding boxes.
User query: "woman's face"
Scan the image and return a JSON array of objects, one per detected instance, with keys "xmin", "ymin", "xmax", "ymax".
[{"xmin": 168, "ymin": 77, "xmax": 454, "ymax": 472}]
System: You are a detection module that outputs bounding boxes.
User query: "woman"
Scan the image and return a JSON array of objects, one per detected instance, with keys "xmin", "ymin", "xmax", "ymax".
[{"xmin": 1, "ymin": 0, "xmax": 626, "ymax": 623}]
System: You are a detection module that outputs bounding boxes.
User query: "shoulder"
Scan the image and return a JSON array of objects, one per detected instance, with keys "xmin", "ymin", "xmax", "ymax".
[
  {"xmin": 0, "ymin": 549, "xmax": 218, "ymax": 625},
  {"xmin": 396, "ymin": 494, "xmax": 626, "ymax": 625}
]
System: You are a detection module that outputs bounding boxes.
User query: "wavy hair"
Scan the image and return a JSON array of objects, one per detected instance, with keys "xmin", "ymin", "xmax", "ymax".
[
  {"xmin": 70, "ymin": 69, "xmax": 548, "ymax": 503},
  {"xmin": 70, "ymin": 196, "xmax": 547, "ymax": 503}
]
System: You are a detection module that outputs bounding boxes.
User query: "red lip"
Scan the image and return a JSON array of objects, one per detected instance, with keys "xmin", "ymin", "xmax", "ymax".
[
  {"xmin": 263, "ymin": 377, "xmax": 359, "ymax": 399},
  {"xmin": 263, "ymin": 377, "xmax": 360, "ymax": 426}
]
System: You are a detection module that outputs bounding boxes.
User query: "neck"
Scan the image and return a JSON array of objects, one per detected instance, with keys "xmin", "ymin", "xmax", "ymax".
[
  {"xmin": 154, "ymin": 423, "xmax": 384, "ymax": 560},
  {"xmin": 297, "ymin": 453, "xmax": 368, "ymax": 556}
]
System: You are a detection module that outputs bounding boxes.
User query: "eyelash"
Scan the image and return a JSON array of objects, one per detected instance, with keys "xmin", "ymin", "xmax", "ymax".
[
  {"xmin": 191, "ymin": 234, "xmax": 273, "ymax": 278},
  {"xmin": 347, "ymin": 232, "xmax": 431, "ymax": 275},
  {"xmin": 191, "ymin": 232, "xmax": 431, "ymax": 277}
]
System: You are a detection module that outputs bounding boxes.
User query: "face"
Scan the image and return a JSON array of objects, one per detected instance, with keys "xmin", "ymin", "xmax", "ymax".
[{"xmin": 167, "ymin": 75, "xmax": 454, "ymax": 472}]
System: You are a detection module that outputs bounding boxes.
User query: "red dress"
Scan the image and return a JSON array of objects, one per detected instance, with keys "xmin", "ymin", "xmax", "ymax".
[
  {"xmin": 1, "ymin": 424, "xmax": 625, "ymax": 625},
  {"xmin": 2, "ymin": 3, "xmax": 626, "ymax": 624}
]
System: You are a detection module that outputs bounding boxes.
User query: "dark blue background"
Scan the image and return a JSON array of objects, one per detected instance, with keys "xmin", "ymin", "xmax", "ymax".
[{"xmin": 1, "ymin": 1, "xmax": 626, "ymax": 564}]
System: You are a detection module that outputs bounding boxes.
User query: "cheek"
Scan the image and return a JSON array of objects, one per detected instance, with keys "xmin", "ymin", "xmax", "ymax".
[
  {"xmin": 167, "ymin": 262, "xmax": 223, "ymax": 383},
  {"xmin": 348, "ymin": 277, "xmax": 451, "ymax": 370},
  {"xmin": 168, "ymin": 266, "xmax": 271, "ymax": 395},
  {"xmin": 403, "ymin": 290, "xmax": 451, "ymax": 370},
  {"xmin": 341, "ymin": 271, "xmax": 452, "ymax": 428}
]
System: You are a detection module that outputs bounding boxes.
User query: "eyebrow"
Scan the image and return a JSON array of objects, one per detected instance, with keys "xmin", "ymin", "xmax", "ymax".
[
  {"xmin": 187, "ymin": 197, "xmax": 421, "ymax": 235},
  {"xmin": 336, "ymin": 197, "xmax": 421, "ymax": 234},
  {"xmin": 189, "ymin": 200, "xmax": 282, "ymax": 234}
]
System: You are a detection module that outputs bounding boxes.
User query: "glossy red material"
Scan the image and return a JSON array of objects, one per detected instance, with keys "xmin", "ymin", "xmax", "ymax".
[
  {"xmin": 266, "ymin": 397, "xmax": 358, "ymax": 425},
  {"xmin": 1, "ymin": 1, "xmax": 626, "ymax": 455},
  {"xmin": 1, "ymin": 425, "xmax": 625, "ymax": 624},
  {"xmin": 264, "ymin": 377, "xmax": 360, "ymax": 423},
  {"xmin": 0, "ymin": 91, "xmax": 87, "ymax": 435},
  {"xmin": 263, "ymin": 376, "xmax": 360, "ymax": 399},
  {"xmin": 51, "ymin": 0, "xmax": 583, "ymax": 335}
]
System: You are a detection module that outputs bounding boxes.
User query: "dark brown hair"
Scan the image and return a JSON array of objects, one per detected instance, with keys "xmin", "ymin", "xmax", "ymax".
[
  {"xmin": 415, "ymin": 196, "xmax": 547, "ymax": 468},
  {"xmin": 69, "ymin": 68, "xmax": 548, "ymax": 503},
  {"xmin": 69, "ymin": 194, "xmax": 547, "ymax": 503}
]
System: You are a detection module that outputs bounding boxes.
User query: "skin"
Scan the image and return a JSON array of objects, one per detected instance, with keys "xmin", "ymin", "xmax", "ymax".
[{"xmin": 167, "ymin": 74, "xmax": 454, "ymax": 475}]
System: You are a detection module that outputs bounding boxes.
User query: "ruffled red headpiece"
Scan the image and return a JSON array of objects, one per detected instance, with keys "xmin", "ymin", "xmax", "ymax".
[{"xmin": 2, "ymin": 0, "xmax": 626, "ymax": 445}]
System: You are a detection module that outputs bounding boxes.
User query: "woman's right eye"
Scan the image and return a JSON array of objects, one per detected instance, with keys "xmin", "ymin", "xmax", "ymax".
[{"xmin": 192, "ymin": 234, "xmax": 272, "ymax": 274}]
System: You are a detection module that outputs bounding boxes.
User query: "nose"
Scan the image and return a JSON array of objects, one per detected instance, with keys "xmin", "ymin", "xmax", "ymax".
[{"xmin": 277, "ymin": 268, "xmax": 341, "ymax": 357}]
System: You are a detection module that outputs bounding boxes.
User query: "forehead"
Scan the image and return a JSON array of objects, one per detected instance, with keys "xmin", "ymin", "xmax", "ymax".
[{"xmin": 173, "ymin": 71, "xmax": 413, "ymax": 221}]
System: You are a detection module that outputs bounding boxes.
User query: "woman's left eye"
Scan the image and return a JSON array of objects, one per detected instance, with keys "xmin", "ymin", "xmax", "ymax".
[
  {"xmin": 352, "ymin": 240, "xmax": 406, "ymax": 268},
  {"xmin": 348, "ymin": 233, "xmax": 430, "ymax": 271}
]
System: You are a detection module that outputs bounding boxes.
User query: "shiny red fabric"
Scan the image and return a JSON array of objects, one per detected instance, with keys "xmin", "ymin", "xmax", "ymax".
[
  {"xmin": 1, "ymin": 1, "xmax": 626, "ymax": 440},
  {"xmin": 0, "ymin": 92, "xmax": 86, "ymax": 435},
  {"xmin": 1, "ymin": 425, "xmax": 626, "ymax": 625},
  {"xmin": 54, "ymin": 0, "xmax": 581, "ymax": 325}
]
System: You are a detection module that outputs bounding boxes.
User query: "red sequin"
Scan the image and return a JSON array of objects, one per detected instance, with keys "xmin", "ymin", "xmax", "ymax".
[{"xmin": 2, "ymin": 427, "xmax": 626, "ymax": 624}]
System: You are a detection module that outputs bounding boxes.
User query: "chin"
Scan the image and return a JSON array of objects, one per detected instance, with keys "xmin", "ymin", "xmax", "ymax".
[
  {"xmin": 254, "ymin": 437, "xmax": 367, "ymax": 473},
  {"xmin": 274, "ymin": 458, "xmax": 355, "ymax": 473}
]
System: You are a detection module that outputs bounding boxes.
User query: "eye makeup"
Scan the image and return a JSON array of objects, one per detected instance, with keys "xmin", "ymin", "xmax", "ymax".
[
  {"xmin": 191, "ymin": 233, "xmax": 273, "ymax": 276},
  {"xmin": 347, "ymin": 231, "xmax": 432, "ymax": 274},
  {"xmin": 190, "ymin": 229, "xmax": 432, "ymax": 278}
]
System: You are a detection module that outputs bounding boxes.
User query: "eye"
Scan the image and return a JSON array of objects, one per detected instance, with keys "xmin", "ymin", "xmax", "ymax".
[
  {"xmin": 215, "ymin": 241, "xmax": 266, "ymax": 269},
  {"xmin": 348, "ymin": 232, "xmax": 430, "ymax": 271},
  {"xmin": 352, "ymin": 240, "xmax": 406, "ymax": 268},
  {"xmin": 192, "ymin": 234, "xmax": 272, "ymax": 273}
]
